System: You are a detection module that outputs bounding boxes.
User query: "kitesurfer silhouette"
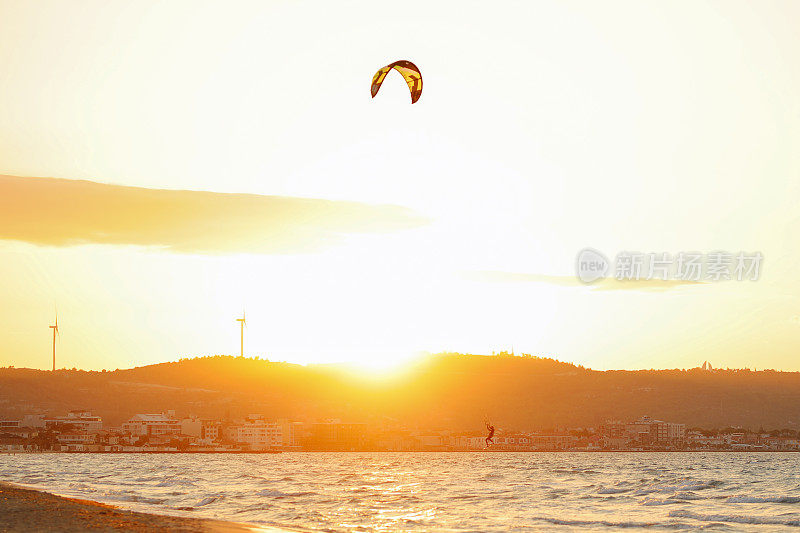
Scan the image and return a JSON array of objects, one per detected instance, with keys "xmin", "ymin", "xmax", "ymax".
[{"xmin": 485, "ymin": 422, "xmax": 495, "ymax": 447}]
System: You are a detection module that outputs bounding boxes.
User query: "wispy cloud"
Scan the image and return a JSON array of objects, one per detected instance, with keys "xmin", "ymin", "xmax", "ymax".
[
  {"xmin": 466, "ymin": 270, "xmax": 705, "ymax": 292},
  {"xmin": 0, "ymin": 175, "xmax": 427, "ymax": 254}
]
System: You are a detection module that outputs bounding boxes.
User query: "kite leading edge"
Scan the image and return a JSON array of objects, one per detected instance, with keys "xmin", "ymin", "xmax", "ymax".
[{"xmin": 371, "ymin": 60, "xmax": 423, "ymax": 104}]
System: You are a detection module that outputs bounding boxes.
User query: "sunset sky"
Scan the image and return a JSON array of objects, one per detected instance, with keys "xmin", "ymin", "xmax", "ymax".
[{"xmin": 1, "ymin": 0, "xmax": 799, "ymax": 371}]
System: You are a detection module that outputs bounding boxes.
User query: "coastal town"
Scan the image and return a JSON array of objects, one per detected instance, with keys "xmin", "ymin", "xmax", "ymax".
[{"xmin": 2, "ymin": 410, "xmax": 799, "ymax": 453}]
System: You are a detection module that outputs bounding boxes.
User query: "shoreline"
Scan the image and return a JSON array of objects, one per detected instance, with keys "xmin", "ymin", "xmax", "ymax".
[{"xmin": 0, "ymin": 481, "xmax": 278, "ymax": 532}]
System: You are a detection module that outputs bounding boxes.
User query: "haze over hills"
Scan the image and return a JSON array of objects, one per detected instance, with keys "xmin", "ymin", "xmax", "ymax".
[{"xmin": 2, "ymin": 354, "xmax": 800, "ymax": 431}]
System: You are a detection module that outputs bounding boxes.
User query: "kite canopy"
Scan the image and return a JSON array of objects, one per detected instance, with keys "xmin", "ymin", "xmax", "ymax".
[{"xmin": 371, "ymin": 60, "xmax": 423, "ymax": 104}]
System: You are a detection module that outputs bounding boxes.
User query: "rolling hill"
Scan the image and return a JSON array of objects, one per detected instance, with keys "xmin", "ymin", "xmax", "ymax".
[{"xmin": 1, "ymin": 354, "xmax": 799, "ymax": 431}]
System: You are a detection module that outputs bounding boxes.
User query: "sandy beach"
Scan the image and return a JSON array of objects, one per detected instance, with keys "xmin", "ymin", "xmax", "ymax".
[{"xmin": 0, "ymin": 482, "xmax": 258, "ymax": 533}]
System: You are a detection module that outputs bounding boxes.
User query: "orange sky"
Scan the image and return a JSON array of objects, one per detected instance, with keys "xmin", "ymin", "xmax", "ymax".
[{"xmin": 1, "ymin": 1, "xmax": 799, "ymax": 371}]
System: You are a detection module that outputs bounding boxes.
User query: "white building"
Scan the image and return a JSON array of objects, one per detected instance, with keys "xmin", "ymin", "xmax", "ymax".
[
  {"xmin": 180, "ymin": 417, "xmax": 220, "ymax": 443},
  {"xmin": 57, "ymin": 433, "xmax": 95, "ymax": 445},
  {"xmin": 626, "ymin": 416, "xmax": 686, "ymax": 444},
  {"xmin": 526, "ymin": 434, "xmax": 576, "ymax": 449},
  {"xmin": 225, "ymin": 417, "xmax": 284, "ymax": 449},
  {"xmin": 0, "ymin": 438, "xmax": 35, "ymax": 452},
  {"xmin": 48, "ymin": 411, "xmax": 103, "ymax": 433},
  {"xmin": 123, "ymin": 413, "xmax": 180, "ymax": 437}
]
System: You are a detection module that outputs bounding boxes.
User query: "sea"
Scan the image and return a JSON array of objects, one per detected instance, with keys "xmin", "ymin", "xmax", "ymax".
[{"xmin": 2, "ymin": 452, "xmax": 800, "ymax": 532}]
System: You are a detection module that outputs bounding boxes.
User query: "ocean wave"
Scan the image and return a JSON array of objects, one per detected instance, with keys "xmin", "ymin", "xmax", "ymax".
[
  {"xmin": 257, "ymin": 489, "xmax": 316, "ymax": 498},
  {"xmin": 597, "ymin": 486, "xmax": 633, "ymax": 494},
  {"xmin": 239, "ymin": 473, "xmax": 267, "ymax": 481},
  {"xmin": 67, "ymin": 482, "xmax": 96, "ymax": 492},
  {"xmin": 105, "ymin": 491, "xmax": 167, "ymax": 505},
  {"xmin": 233, "ymin": 503, "xmax": 274, "ymax": 514},
  {"xmin": 670, "ymin": 491, "xmax": 705, "ymax": 501},
  {"xmin": 553, "ymin": 468, "xmax": 600, "ymax": 475},
  {"xmin": 669, "ymin": 510, "xmax": 800, "ymax": 526},
  {"xmin": 546, "ymin": 488, "xmax": 570, "ymax": 499},
  {"xmin": 726, "ymin": 494, "xmax": 800, "ymax": 504},
  {"xmin": 640, "ymin": 497, "xmax": 682, "ymax": 506},
  {"xmin": 635, "ymin": 481, "xmax": 722, "ymax": 495},
  {"xmin": 155, "ymin": 478, "xmax": 196, "ymax": 487},
  {"xmin": 258, "ymin": 489, "xmax": 288, "ymax": 497},
  {"xmin": 3, "ymin": 452, "xmax": 797, "ymax": 532},
  {"xmin": 195, "ymin": 496, "xmax": 223, "ymax": 507},
  {"xmin": 533, "ymin": 516, "xmax": 675, "ymax": 528}
]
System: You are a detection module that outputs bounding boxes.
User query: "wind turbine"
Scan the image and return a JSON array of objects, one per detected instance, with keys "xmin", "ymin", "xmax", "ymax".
[
  {"xmin": 49, "ymin": 314, "xmax": 59, "ymax": 371},
  {"xmin": 236, "ymin": 311, "xmax": 246, "ymax": 357}
]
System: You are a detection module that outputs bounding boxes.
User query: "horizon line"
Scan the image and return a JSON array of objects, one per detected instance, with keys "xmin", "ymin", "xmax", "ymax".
[{"xmin": 2, "ymin": 352, "xmax": 797, "ymax": 374}]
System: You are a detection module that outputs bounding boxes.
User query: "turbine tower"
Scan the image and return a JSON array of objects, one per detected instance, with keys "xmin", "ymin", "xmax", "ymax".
[
  {"xmin": 49, "ymin": 314, "xmax": 59, "ymax": 371},
  {"xmin": 236, "ymin": 311, "xmax": 246, "ymax": 357}
]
